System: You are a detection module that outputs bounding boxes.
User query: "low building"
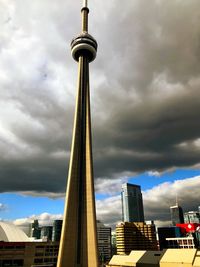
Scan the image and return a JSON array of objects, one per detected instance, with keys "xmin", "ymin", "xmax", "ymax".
[
  {"xmin": 158, "ymin": 227, "xmax": 182, "ymax": 250},
  {"xmin": 0, "ymin": 241, "xmax": 59, "ymax": 267},
  {"xmin": 184, "ymin": 211, "xmax": 200, "ymax": 224},
  {"xmin": 160, "ymin": 248, "xmax": 197, "ymax": 267},
  {"xmin": 107, "ymin": 249, "xmax": 200, "ymax": 267},
  {"xmin": 193, "ymin": 250, "xmax": 200, "ymax": 267},
  {"xmin": 166, "ymin": 237, "xmax": 195, "ymax": 249},
  {"xmin": 0, "ymin": 221, "xmax": 59, "ymax": 267},
  {"xmin": 106, "ymin": 250, "xmax": 165, "ymax": 267},
  {"xmin": 0, "ymin": 221, "xmax": 30, "ymax": 242},
  {"xmin": 176, "ymin": 223, "xmax": 200, "ymax": 248},
  {"xmin": 116, "ymin": 222, "xmax": 157, "ymax": 255}
]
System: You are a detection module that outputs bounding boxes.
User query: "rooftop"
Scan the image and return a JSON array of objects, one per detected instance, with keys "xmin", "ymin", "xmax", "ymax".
[{"xmin": 0, "ymin": 222, "xmax": 29, "ymax": 242}]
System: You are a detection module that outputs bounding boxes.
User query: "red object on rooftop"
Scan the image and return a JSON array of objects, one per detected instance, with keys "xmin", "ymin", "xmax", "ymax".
[{"xmin": 176, "ymin": 223, "xmax": 200, "ymax": 233}]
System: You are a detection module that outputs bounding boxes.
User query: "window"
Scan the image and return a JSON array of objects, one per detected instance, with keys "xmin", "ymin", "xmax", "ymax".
[{"xmin": 34, "ymin": 258, "xmax": 43, "ymax": 264}]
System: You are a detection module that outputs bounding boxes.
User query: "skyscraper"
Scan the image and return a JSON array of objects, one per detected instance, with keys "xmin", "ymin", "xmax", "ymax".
[
  {"xmin": 52, "ymin": 220, "xmax": 63, "ymax": 242},
  {"xmin": 170, "ymin": 204, "xmax": 184, "ymax": 226},
  {"xmin": 30, "ymin": 220, "xmax": 41, "ymax": 239},
  {"xmin": 57, "ymin": 1, "xmax": 98, "ymax": 267},
  {"xmin": 184, "ymin": 211, "xmax": 200, "ymax": 223},
  {"xmin": 97, "ymin": 220, "xmax": 112, "ymax": 262},
  {"xmin": 40, "ymin": 225, "xmax": 53, "ymax": 241},
  {"xmin": 121, "ymin": 183, "xmax": 144, "ymax": 222}
]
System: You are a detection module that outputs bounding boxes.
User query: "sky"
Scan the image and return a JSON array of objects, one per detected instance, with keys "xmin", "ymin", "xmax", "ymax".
[{"xmin": 0, "ymin": 0, "xmax": 200, "ymax": 230}]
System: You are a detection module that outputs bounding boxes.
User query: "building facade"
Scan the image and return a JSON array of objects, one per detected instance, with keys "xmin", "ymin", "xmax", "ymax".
[
  {"xmin": 106, "ymin": 249, "xmax": 200, "ymax": 267},
  {"xmin": 166, "ymin": 237, "xmax": 195, "ymax": 249},
  {"xmin": 170, "ymin": 204, "xmax": 184, "ymax": 226},
  {"xmin": 0, "ymin": 241, "xmax": 59, "ymax": 267},
  {"xmin": 157, "ymin": 226, "xmax": 182, "ymax": 250},
  {"xmin": 184, "ymin": 211, "xmax": 200, "ymax": 223},
  {"xmin": 121, "ymin": 183, "xmax": 144, "ymax": 222},
  {"xmin": 31, "ymin": 220, "xmax": 41, "ymax": 240},
  {"xmin": 40, "ymin": 226, "xmax": 53, "ymax": 241},
  {"xmin": 97, "ymin": 221, "xmax": 112, "ymax": 262},
  {"xmin": 116, "ymin": 222, "xmax": 157, "ymax": 255},
  {"xmin": 52, "ymin": 220, "xmax": 63, "ymax": 242}
]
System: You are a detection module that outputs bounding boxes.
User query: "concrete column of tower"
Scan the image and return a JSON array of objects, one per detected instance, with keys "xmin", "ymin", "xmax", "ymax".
[{"xmin": 56, "ymin": 1, "xmax": 98, "ymax": 266}]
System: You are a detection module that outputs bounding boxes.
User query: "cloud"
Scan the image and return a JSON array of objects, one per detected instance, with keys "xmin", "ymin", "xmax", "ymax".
[
  {"xmin": 143, "ymin": 175, "xmax": 200, "ymax": 221},
  {"xmin": 96, "ymin": 175, "xmax": 200, "ymax": 228},
  {"xmin": 13, "ymin": 212, "xmax": 63, "ymax": 235},
  {"xmin": 0, "ymin": 0, "xmax": 200, "ymax": 194},
  {"xmin": 95, "ymin": 176, "xmax": 129, "ymax": 195},
  {"xmin": 18, "ymin": 191, "xmax": 65, "ymax": 199},
  {"xmin": 96, "ymin": 195, "xmax": 122, "ymax": 228},
  {"xmin": 13, "ymin": 212, "xmax": 63, "ymax": 227},
  {"xmin": 11, "ymin": 175, "xmax": 200, "ymax": 229},
  {"xmin": 147, "ymin": 171, "xmax": 161, "ymax": 177}
]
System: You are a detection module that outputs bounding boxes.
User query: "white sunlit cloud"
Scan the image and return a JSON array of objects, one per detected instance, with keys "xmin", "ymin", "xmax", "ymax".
[
  {"xmin": 147, "ymin": 171, "xmax": 161, "ymax": 177},
  {"xmin": 11, "ymin": 175, "xmax": 200, "ymax": 230}
]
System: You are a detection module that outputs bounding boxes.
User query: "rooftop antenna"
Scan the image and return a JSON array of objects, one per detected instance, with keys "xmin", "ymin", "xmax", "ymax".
[
  {"xmin": 81, "ymin": 0, "xmax": 89, "ymax": 32},
  {"xmin": 83, "ymin": 0, "xmax": 88, "ymax": 7}
]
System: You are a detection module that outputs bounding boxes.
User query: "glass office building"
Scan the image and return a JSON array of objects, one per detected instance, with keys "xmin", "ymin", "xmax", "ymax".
[
  {"xmin": 121, "ymin": 183, "xmax": 144, "ymax": 222},
  {"xmin": 170, "ymin": 205, "xmax": 184, "ymax": 226},
  {"xmin": 184, "ymin": 211, "xmax": 200, "ymax": 223}
]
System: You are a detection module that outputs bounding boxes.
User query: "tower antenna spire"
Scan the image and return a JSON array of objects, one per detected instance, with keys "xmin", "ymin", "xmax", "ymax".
[
  {"xmin": 83, "ymin": 0, "xmax": 88, "ymax": 8},
  {"xmin": 81, "ymin": 0, "xmax": 89, "ymax": 32},
  {"xmin": 176, "ymin": 193, "xmax": 178, "ymax": 206}
]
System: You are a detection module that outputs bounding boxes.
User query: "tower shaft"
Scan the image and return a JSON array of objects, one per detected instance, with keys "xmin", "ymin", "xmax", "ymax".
[{"xmin": 57, "ymin": 2, "xmax": 98, "ymax": 265}]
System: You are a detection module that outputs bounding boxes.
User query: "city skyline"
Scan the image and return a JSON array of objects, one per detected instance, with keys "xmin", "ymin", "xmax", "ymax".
[{"xmin": 0, "ymin": 0, "xmax": 200, "ymax": 229}]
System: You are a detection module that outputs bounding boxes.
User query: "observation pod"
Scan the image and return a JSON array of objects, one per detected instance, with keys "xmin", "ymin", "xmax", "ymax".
[
  {"xmin": 57, "ymin": 1, "xmax": 99, "ymax": 267},
  {"xmin": 71, "ymin": 33, "xmax": 98, "ymax": 62}
]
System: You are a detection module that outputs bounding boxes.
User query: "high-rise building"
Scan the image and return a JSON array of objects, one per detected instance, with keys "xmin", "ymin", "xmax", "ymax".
[
  {"xmin": 52, "ymin": 220, "xmax": 63, "ymax": 242},
  {"xmin": 170, "ymin": 204, "xmax": 184, "ymax": 226},
  {"xmin": 121, "ymin": 183, "xmax": 144, "ymax": 222},
  {"xmin": 57, "ymin": 1, "xmax": 99, "ymax": 266},
  {"xmin": 31, "ymin": 220, "xmax": 41, "ymax": 240},
  {"xmin": 97, "ymin": 221, "xmax": 112, "ymax": 262},
  {"xmin": 184, "ymin": 211, "xmax": 200, "ymax": 223},
  {"xmin": 116, "ymin": 222, "xmax": 157, "ymax": 255},
  {"xmin": 40, "ymin": 226, "xmax": 53, "ymax": 241}
]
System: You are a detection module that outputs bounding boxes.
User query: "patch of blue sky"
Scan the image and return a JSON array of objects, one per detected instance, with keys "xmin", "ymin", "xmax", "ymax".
[
  {"xmin": 1, "ymin": 168, "xmax": 200, "ymax": 220},
  {"xmin": 0, "ymin": 193, "xmax": 64, "ymax": 220},
  {"xmin": 128, "ymin": 168, "xmax": 200, "ymax": 191},
  {"xmin": 96, "ymin": 168, "xmax": 200, "ymax": 200},
  {"xmin": 95, "ymin": 192, "xmax": 112, "ymax": 200}
]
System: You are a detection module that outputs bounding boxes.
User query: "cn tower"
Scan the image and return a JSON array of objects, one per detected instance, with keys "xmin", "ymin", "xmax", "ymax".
[{"xmin": 57, "ymin": 0, "xmax": 99, "ymax": 267}]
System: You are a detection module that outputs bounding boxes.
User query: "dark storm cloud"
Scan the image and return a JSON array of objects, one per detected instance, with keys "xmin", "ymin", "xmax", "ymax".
[{"xmin": 0, "ymin": 0, "xmax": 200, "ymax": 194}]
